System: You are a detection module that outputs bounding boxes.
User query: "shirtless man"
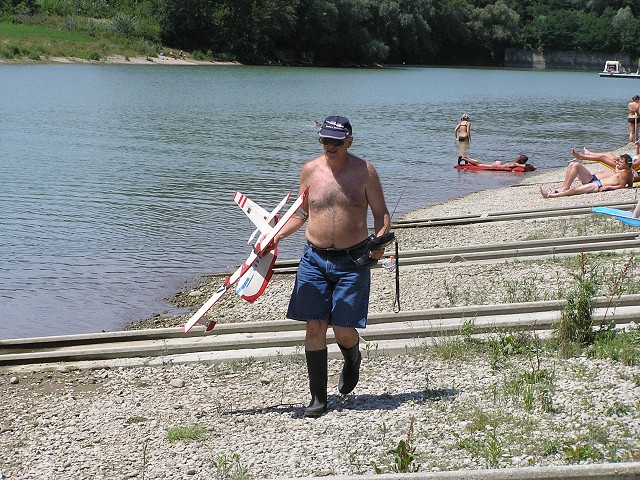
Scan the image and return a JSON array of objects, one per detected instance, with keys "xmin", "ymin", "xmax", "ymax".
[
  {"xmin": 454, "ymin": 113, "xmax": 471, "ymax": 142},
  {"xmin": 270, "ymin": 115, "xmax": 390, "ymax": 417},
  {"xmin": 458, "ymin": 154, "xmax": 528, "ymax": 168},
  {"xmin": 540, "ymin": 155, "xmax": 634, "ymax": 198}
]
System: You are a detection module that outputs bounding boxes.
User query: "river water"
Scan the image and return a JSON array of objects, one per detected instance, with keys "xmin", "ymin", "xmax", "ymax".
[{"xmin": 0, "ymin": 64, "xmax": 633, "ymax": 339}]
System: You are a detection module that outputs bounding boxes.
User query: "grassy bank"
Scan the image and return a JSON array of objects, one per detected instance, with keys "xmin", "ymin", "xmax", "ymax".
[{"xmin": 0, "ymin": 15, "xmax": 163, "ymax": 62}]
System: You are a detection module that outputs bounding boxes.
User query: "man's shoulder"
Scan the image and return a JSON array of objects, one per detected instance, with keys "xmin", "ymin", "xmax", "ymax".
[{"xmin": 302, "ymin": 155, "xmax": 325, "ymax": 168}]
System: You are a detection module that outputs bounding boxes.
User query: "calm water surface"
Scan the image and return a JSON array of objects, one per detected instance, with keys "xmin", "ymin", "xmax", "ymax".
[{"xmin": 0, "ymin": 65, "xmax": 634, "ymax": 338}]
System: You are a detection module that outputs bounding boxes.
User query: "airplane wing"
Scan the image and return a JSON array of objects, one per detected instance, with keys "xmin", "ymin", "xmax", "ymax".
[
  {"xmin": 234, "ymin": 191, "xmax": 291, "ymax": 243},
  {"xmin": 234, "ymin": 191, "xmax": 271, "ymax": 234}
]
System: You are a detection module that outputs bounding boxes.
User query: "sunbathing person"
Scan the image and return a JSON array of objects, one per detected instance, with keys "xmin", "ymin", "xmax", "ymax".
[
  {"xmin": 540, "ymin": 155, "xmax": 634, "ymax": 198},
  {"xmin": 458, "ymin": 154, "xmax": 528, "ymax": 168},
  {"xmin": 571, "ymin": 146, "xmax": 640, "ymax": 172}
]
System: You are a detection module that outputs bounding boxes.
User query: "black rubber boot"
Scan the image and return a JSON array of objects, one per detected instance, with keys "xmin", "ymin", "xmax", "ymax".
[
  {"xmin": 304, "ymin": 349, "xmax": 328, "ymax": 418},
  {"xmin": 338, "ymin": 340, "xmax": 362, "ymax": 395}
]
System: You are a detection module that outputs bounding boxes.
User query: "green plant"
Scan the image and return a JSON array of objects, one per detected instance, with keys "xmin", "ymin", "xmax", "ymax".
[
  {"xmin": 212, "ymin": 453, "xmax": 252, "ymax": 480},
  {"xmin": 488, "ymin": 330, "xmax": 531, "ymax": 369},
  {"xmin": 587, "ymin": 324, "xmax": 640, "ymax": 366},
  {"xmin": 563, "ymin": 443, "xmax": 603, "ymax": 463},
  {"xmin": 364, "ymin": 341, "xmax": 380, "ymax": 360},
  {"xmin": 555, "ymin": 253, "xmax": 598, "ymax": 346},
  {"xmin": 454, "ymin": 417, "xmax": 504, "ymax": 469},
  {"xmin": 372, "ymin": 417, "xmax": 421, "ymax": 474},
  {"xmin": 126, "ymin": 415, "xmax": 148, "ymax": 424},
  {"xmin": 374, "ymin": 422, "xmax": 388, "ymax": 443},
  {"xmin": 503, "ymin": 366, "xmax": 554, "ymax": 413},
  {"xmin": 605, "ymin": 401, "xmax": 633, "ymax": 416},
  {"xmin": 432, "ymin": 336, "xmax": 469, "ymax": 360},
  {"xmin": 600, "ymin": 254, "xmax": 635, "ymax": 325},
  {"xmin": 459, "ymin": 317, "xmax": 475, "ymax": 340},
  {"xmin": 483, "ymin": 424, "xmax": 502, "ymax": 468},
  {"xmin": 165, "ymin": 425, "xmax": 206, "ymax": 443},
  {"xmin": 504, "ymin": 275, "xmax": 539, "ymax": 303},
  {"xmin": 443, "ymin": 279, "xmax": 458, "ymax": 306},
  {"xmin": 348, "ymin": 451, "xmax": 365, "ymax": 475}
]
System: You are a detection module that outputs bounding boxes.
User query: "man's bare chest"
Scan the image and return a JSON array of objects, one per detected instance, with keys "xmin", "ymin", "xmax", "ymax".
[{"xmin": 309, "ymin": 175, "xmax": 366, "ymax": 211}]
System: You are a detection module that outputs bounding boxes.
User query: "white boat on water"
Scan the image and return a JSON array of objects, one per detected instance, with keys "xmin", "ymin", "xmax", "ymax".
[{"xmin": 599, "ymin": 60, "xmax": 640, "ymax": 79}]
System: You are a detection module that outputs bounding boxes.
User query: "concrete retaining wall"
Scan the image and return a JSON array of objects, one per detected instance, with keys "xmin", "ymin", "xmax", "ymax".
[{"xmin": 505, "ymin": 48, "xmax": 638, "ymax": 71}]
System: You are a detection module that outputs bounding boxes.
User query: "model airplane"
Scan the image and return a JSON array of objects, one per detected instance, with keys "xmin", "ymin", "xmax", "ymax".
[{"xmin": 183, "ymin": 188, "xmax": 309, "ymax": 333}]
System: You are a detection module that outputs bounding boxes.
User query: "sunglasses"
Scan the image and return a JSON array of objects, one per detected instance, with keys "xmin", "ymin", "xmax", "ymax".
[{"xmin": 319, "ymin": 137, "xmax": 345, "ymax": 147}]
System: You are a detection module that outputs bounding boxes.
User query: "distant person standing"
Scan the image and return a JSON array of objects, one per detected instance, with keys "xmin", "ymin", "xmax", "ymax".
[
  {"xmin": 454, "ymin": 113, "xmax": 471, "ymax": 142},
  {"xmin": 627, "ymin": 95, "xmax": 639, "ymax": 143}
]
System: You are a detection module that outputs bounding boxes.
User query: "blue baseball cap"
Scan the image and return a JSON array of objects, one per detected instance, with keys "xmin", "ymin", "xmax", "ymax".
[{"xmin": 318, "ymin": 115, "xmax": 352, "ymax": 139}]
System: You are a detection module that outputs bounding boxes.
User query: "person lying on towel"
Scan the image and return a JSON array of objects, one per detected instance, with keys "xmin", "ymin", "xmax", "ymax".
[{"xmin": 540, "ymin": 155, "xmax": 634, "ymax": 198}]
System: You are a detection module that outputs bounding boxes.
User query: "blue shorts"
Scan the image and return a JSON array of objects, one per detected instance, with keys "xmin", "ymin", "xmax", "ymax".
[{"xmin": 286, "ymin": 243, "xmax": 371, "ymax": 328}]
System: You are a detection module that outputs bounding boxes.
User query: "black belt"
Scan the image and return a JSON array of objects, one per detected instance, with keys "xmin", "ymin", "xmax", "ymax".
[{"xmin": 307, "ymin": 238, "xmax": 369, "ymax": 257}]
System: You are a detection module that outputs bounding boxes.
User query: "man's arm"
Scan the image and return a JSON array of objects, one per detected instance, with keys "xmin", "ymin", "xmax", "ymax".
[
  {"xmin": 365, "ymin": 162, "xmax": 390, "ymax": 260},
  {"xmin": 268, "ymin": 183, "xmax": 308, "ymax": 250},
  {"xmin": 633, "ymin": 198, "xmax": 640, "ymax": 219}
]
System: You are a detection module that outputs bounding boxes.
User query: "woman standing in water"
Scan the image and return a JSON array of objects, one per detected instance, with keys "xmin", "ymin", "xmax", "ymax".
[
  {"xmin": 627, "ymin": 95, "xmax": 639, "ymax": 143},
  {"xmin": 454, "ymin": 113, "xmax": 471, "ymax": 157},
  {"xmin": 454, "ymin": 113, "xmax": 471, "ymax": 142}
]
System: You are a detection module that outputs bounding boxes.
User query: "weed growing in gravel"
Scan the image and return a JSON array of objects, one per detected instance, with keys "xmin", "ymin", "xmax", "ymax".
[
  {"xmin": 459, "ymin": 317, "xmax": 476, "ymax": 340},
  {"xmin": 555, "ymin": 253, "xmax": 598, "ymax": 347},
  {"xmin": 431, "ymin": 335, "xmax": 481, "ymax": 361},
  {"xmin": 364, "ymin": 341, "xmax": 380, "ymax": 360},
  {"xmin": 126, "ymin": 415, "xmax": 147, "ymax": 424},
  {"xmin": 210, "ymin": 358, "xmax": 257, "ymax": 375},
  {"xmin": 165, "ymin": 425, "xmax": 207, "ymax": 443},
  {"xmin": 487, "ymin": 330, "xmax": 533, "ymax": 370},
  {"xmin": 372, "ymin": 417, "xmax": 421, "ymax": 474},
  {"xmin": 503, "ymin": 275, "xmax": 540, "ymax": 303},
  {"xmin": 503, "ymin": 368, "xmax": 555, "ymax": 413},
  {"xmin": 443, "ymin": 279, "xmax": 458, "ymax": 307},
  {"xmin": 587, "ymin": 323, "xmax": 640, "ymax": 366},
  {"xmin": 563, "ymin": 443, "xmax": 603, "ymax": 463},
  {"xmin": 348, "ymin": 451, "xmax": 366, "ymax": 475},
  {"xmin": 378, "ymin": 422, "xmax": 390, "ymax": 444},
  {"xmin": 212, "ymin": 453, "xmax": 252, "ymax": 480},
  {"xmin": 454, "ymin": 411, "xmax": 506, "ymax": 469}
]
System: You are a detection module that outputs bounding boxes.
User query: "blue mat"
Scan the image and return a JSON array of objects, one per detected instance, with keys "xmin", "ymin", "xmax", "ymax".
[{"xmin": 592, "ymin": 206, "xmax": 640, "ymax": 227}]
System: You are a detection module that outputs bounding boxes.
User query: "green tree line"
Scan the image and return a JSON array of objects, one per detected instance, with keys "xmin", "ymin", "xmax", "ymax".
[{"xmin": 2, "ymin": 0, "xmax": 640, "ymax": 65}]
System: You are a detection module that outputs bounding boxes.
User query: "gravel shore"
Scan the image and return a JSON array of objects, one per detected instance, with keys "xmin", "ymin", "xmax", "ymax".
[{"xmin": 2, "ymin": 147, "xmax": 640, "ymax": 479}]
